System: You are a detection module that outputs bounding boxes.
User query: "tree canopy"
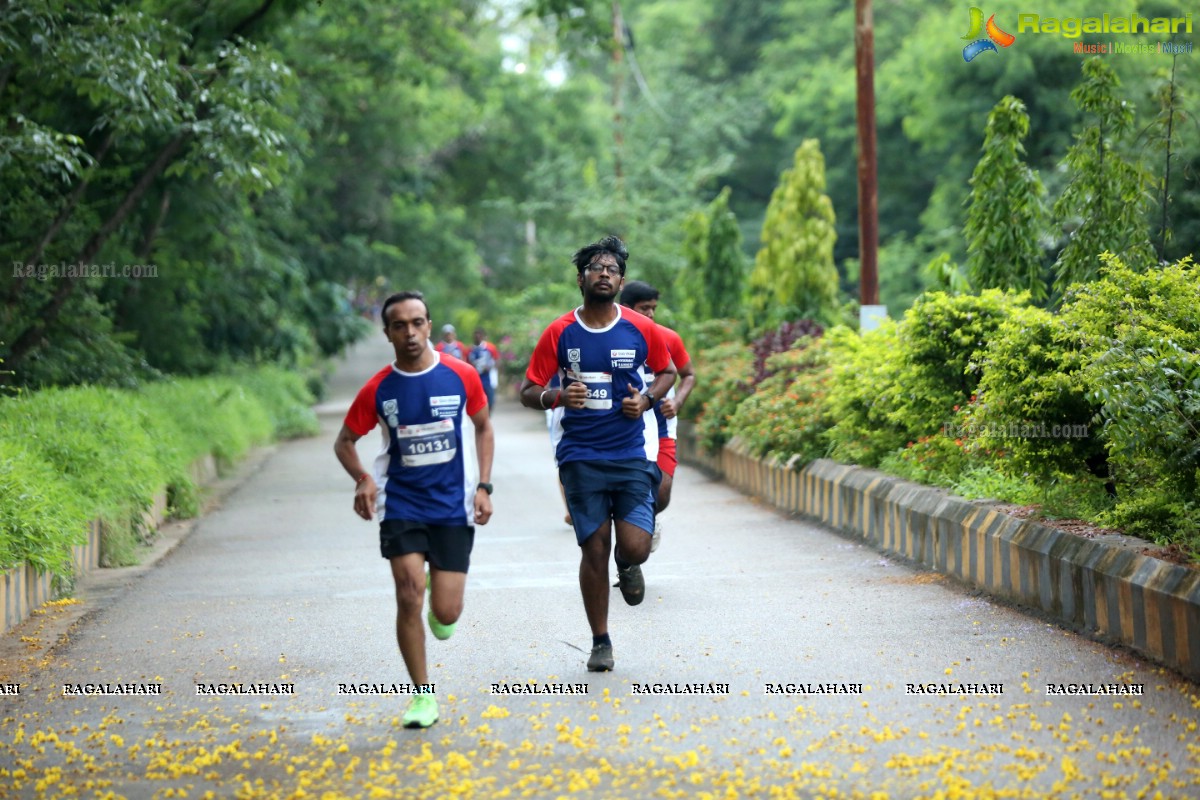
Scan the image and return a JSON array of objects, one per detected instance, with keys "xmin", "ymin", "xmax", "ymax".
[{"xmin": 2, "ymin": 0, "xmax": 1195, "ymax": 388}]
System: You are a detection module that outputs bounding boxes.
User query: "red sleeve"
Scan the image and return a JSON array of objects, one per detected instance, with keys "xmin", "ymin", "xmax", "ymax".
[
  {"xmin": 625, "ymin": 309, "xmax": 670, "ymax": 374},
  {"xmin": 344, "ymin": 365, "xmax": 391, "ymax": 436},
  {"xmin": 439, "ymin": 353, "xmax": 488, "ymax": 416},
  {"xmin": 661, "ymin": 325, "xmax": 691, "ymax": 370},
  {"xmin": 525, "ymin": 313, "xmax": 573, "ymax": 386},
  {"xmin": 487, "ymin": 342, "xmax": 499, "ymax": 360}
]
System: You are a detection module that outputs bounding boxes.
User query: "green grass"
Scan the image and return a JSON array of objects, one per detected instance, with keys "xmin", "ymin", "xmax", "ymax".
[{"xmin": 0, "ymin": 367, "xmax": 320, "ymax": 577}]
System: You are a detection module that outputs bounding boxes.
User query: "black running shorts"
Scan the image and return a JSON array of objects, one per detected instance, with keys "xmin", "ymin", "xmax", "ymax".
[{"xmin": 379, "ymin": 519, "xmax": 474, "ymax": 573}]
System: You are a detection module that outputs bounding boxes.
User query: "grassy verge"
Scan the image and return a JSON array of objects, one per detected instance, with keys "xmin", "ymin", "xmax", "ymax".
[{"xmin": 0, "ymin": 367, "xmax": 320, "ymax": 578}]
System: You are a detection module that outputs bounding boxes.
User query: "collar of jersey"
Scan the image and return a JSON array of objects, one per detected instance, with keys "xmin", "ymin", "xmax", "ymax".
[
  {"xmin": 572, "ymin": 304, "xmax": 622, "ymax": 334},
  {"xmin": 391, "ymin": 356, "xmax": 438, "ymax": 377}
]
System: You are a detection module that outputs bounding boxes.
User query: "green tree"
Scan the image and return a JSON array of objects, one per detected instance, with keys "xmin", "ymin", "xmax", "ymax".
[
  {"xmin": 1053, "ymin": 57, "xmax": 1156, "ymax": 290},
  {"xmin": 678, "ymin": 187, "xmax": 746, "ymax": 320},
  {"xmin": 0, "ymin": 0, "xmax": 310, "ymax": 385},
  {"xmin": 1146, "ymin": 55, "xmax": 1190, "ymax": 258},
  {"xmin": 964, "ymin": 96, "xmax": 1049, "ymax": 302},
  {"xmin": 746, "ymin": 139, "xmax": 839, "ymax": 328}
]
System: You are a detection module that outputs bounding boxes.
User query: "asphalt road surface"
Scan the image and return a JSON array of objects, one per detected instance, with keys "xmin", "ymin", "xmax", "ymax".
[{"xmin": 1, "ymin": 335, "xmax": 1198, "ymax": 799}]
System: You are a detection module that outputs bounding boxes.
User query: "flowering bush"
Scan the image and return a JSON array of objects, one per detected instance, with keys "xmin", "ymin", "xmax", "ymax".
[
  {"xmin": 750, "ymin": 319, "xmax": 824, "ymax": 385},
  {"xmin": 692, "ymin": 341, "xmax": 754, "ymax": 451},
  {"xmin": 726, "ymin": 338, "xmax": 831, "ymax": 465},
  {"xmin": 878, "ymin": 433, "xmax": 971, "ymax": 489}
]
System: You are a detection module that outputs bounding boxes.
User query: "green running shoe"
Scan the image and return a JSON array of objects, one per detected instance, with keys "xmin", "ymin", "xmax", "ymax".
[
  {"xmin": 427, "ymin": 607, "xmax": 456, "ymax": 640},
  {"xmin": 403, "ymin": 694, "xmax": 439, "ymax": 729},
  {"xmin": 425, "ymin": 571, "xmax": 456, "ymax": 639}
]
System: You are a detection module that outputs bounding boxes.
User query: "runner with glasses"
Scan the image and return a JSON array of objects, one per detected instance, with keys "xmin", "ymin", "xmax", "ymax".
[{"xmin": 519, "ymin": 236, "xmax": 676, "ymax": 672}]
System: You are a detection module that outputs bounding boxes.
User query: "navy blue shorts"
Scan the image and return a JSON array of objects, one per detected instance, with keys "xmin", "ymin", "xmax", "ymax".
[
  {"xmin": 379, "ymin": 519, "xmax": 474, "ymax": 573},
  {"xmin": 559, "ymin": 459, "xmax": 659, "ymax": 545}
]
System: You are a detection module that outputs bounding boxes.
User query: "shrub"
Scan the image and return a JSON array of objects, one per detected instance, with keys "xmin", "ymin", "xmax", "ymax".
[
  {"xmin": 677, "ymin": 318, "xmax": 747, "ymax": 375},
  {"xmin": 878, "ymin": 434, "xmax": 971, "ymax": 489},
  {"xmin": 1, "ymin": 388, "xmax": 167, "ymax": 566},
  {"xmin": 691, "ymin": 341, "xmax": 754, "ymax": 451},
  {"xmin": 141, "ymin": 378, "xmax": 274, "ymax": 469},
  {"xmin": 823, "ymin": 322, "xmax": 906, "ymax": 466},
  {"xmin": 1062, "ymin": 254, "xmax": 1200, "ymax": 359},
  {"xmin": 951, "ymin": 466, "xmax": 1113, "ymax": 522},
  {"xmin": 235, "ymin": 366, "xmax": 320, "ymax": 439},
  {"xmin": 749, "ymin": 319, "xmax": 824, "ymax": 385},
  {"xmin": 1070, "ymin": 255, "xmax": 1200, "ymax": 551},
  {"xmin": 887, "ymin": 290, "xmax": 1028, "ymax": 435},
  {"xmin": 0, "ymin": 365, "xmax": 318, "ymax": 574},
  {"xmin": 0, "ymin": 440, "xmax": 90, "ymax": 575},
  {"xmin": 726, "ymin": 338, "xmax": 831, "ymax": 465},
  {"xmin": 963, "ymin": 303, "xmax": 1103, "ymax": 481},
  {"xmin": 825, "ymin": 291, "xmax": 1025, "ymax": 468},
  {"xmin": 1090, "ymin": 337, "xmax": 1200, "ymax": 551}
]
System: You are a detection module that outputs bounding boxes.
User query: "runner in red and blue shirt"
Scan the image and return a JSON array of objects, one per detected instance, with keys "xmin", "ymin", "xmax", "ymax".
[
  {"xmin": 335, "ymin": 291, "xmax": 494, "ymax": 730},
  {"xmin": 520, "ymin": 236, "xmax": 676, "ymax": 674},
  {"xmin": 619, "ymin": 280, "xmax": 697, "ymax": 554}
]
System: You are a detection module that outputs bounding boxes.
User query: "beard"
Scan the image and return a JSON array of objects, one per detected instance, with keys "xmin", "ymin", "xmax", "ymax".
[{"xmin": 582, "ymin": 280, "xmax": 619, "ymax": 304}]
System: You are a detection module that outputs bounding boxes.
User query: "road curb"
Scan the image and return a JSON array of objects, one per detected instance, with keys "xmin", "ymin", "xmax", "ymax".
[{"xmin": 677, "ymin": 422, "xmax": 1200, "ymax": 682}]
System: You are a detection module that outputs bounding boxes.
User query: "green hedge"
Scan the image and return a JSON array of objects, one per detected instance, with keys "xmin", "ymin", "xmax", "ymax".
[
  {"xmin": 0, "ymin": 368, "xmax": 319, "ymax": 577},
  {"xmin": 688, "ymin": 256, "xmax": 1200, "ymax": 559}
]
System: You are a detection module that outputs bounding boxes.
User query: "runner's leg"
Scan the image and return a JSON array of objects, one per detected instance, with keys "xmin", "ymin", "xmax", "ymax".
[
  {"xmin": 390, "ymin": 552, "xmax": 430, "ymax": 686},
  {"xmin": 579, "ymin": 520, "xmax": 612, "ymax": 636}
]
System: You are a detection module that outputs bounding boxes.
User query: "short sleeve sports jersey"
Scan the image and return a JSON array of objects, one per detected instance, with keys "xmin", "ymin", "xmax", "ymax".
[
  {"xmin": 651, "ymin": 324, "xmax": 691, "ymax": 441},
  {"xmin": 435, "ymin": 340, "xmax": 469, "ymax": 361},
  {"xmin": 527, "ymin": 306, "xmax": 671, "ymax": 465},
  {"xmin": 469, "ymin": 341, "xmax": 500, "ymax": 388},
  {"xmin": 344, "ymin": 353, "xmax": 487, "ymax": 525}
]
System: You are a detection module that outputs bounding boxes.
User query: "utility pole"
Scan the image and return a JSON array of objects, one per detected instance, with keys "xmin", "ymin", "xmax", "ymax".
[
  {"xmin": 854, "ymin": 0, "xmax": 885, "ymax": 330},
  {"xmin": 611, "ymin": 0, "xmax": 625, "ymax": 191}
]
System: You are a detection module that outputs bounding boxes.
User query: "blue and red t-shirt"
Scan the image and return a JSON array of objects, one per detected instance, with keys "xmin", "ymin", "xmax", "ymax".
[
  {"xmin": 645, "ymin": 324, "xmax": 691, "ymax": 441},
  {"xmin": 344, "ymin": 353, "xmax": 487, "ymax": 525},
  {"xmin": 435, "ymin": 340, "xmax": 469, "ymax": 361},
  {"xmin": 526, "ymin": 306, "xmax": 671, "ymax": 465}
]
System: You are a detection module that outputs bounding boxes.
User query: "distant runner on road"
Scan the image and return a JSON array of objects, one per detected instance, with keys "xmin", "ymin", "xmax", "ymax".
[
  {"xmin": 519, "ymin": 236, "xmax": 675, "ymax": 673},
  {"xmin": 334, "ymin": 290, "xmax": 494, "ymax": 729}
]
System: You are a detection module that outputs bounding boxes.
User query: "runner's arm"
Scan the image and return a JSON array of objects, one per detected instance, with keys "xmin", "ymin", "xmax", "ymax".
[
  {"xmin": 659, "ymin": 357, "xmax": 694, "ymax": 419},
  {"xmin": 334, "ymin": 424, "xmax": 377, "ymax": 521},
  {"xmin": 470, "ymin": 406, "xmax": 494, "ymax": 525}
]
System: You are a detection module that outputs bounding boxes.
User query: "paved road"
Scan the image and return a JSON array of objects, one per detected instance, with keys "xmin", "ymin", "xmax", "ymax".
[{"xmin": 1, "ymin": 335, "xmax": 1199, "ymax": 799}]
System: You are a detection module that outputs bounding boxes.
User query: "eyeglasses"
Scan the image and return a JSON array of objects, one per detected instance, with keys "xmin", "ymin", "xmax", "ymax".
[{"xmin": 584, "ymin": 262, "xmax": 623, "ymax": 276}]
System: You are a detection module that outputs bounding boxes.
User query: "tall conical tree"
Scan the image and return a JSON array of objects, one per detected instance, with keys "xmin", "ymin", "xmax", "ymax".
[
  {"xmin": 746, "ymin": 139, "xmax": 839, "ymax": 328},
  {"xmin": 964, "ymin": 95, "xmax": 1049, "ymax": 301},
  {"xmin": 1053, "ymin": 58, "xmax": 1155, "ymax": 291},
  {"xmin": 679, "ymin": 186, "xmax": 747, "ymax": 320}
]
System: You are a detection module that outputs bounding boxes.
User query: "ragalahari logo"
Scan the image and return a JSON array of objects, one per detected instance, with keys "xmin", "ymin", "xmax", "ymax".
[{"xmin": 962, "ymin": 7, "xmax": 1016, "ymax": 61}]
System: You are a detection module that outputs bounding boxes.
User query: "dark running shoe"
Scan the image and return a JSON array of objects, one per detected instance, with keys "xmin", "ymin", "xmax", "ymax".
[
  {"xmin": 587, "ymin": 642, "xmax": 614, "ymax": 672},
  {"xmin": 616, "ymin": 563, "xmax": 645, "ymax": 606}
]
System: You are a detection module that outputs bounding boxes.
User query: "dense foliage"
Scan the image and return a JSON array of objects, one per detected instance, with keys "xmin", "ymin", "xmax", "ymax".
[
  {"xmin": 4, "ymin": 2, "xmax": 1195, "ymax": 389},
  {"xmin": 690, "ymin": 255, "xmax": 1200, "ymax": 558}
]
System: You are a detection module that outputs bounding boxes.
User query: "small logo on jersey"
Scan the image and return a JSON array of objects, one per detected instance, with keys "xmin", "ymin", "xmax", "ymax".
[
  {"xmin": 382, "ymin": 399, "xmax": 398, "ymax": 416},
  {"xmin": 610, "ymin": 348, "xmax": 637, "ymax": 369},
  {"xmin": 429, "ymin": 395, "xmax": 461, "ymax": 419},
  {"xmin": 567, "ymin": 348, "xmax": 581, "ymax": 364}
]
